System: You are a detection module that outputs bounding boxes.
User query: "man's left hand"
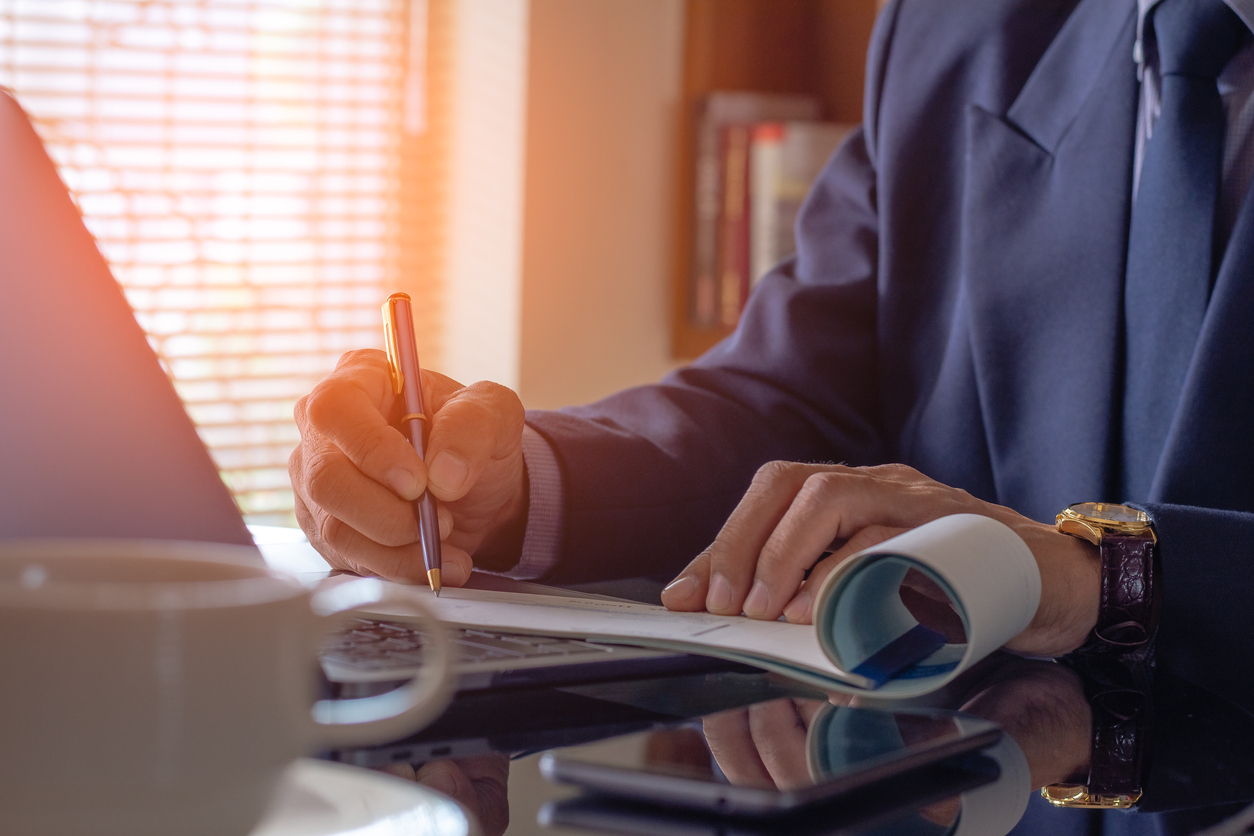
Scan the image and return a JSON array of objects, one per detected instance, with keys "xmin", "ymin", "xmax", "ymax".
[{"xmin": 659, "ymin": 462, "xmax": 1100, "ymax": 658}]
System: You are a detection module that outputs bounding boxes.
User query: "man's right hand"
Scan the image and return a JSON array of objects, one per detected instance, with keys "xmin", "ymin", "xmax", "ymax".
[{"xmin": 288, "ymin": 349, "xmax": 528, "ymax": 586}]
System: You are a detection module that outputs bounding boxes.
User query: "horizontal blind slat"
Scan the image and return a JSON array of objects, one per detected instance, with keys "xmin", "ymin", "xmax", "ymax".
[{"xmin": 1, "ymin": 0, "xmax": 409, "ymax": 524}]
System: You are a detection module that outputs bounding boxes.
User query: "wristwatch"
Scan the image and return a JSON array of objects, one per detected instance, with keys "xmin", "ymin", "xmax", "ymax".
[
  {"xmin": 1055, "ymin": 502, "xmax": 1160, "ymax": 655},
  {"xmin": 1041, "ymin": 654, "xmax": 1154, "ymax": 810}
]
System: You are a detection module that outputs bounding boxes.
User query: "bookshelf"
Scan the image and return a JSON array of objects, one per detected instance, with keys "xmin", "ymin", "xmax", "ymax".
[{"xmin": 671, "ymin": 0, "xmax": 878, "ymax": 359}]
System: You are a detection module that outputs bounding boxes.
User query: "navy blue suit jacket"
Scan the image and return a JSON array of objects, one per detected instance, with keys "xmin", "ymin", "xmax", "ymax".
[{"xmin": 527, "ymin": 0, "xmax": 1254, "ymax": 710}]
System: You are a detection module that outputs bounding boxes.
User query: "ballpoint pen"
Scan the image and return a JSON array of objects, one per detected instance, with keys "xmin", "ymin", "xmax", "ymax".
[{"xmin": 382, "ymin": 292, "xmax": 443, "ymax": 596}]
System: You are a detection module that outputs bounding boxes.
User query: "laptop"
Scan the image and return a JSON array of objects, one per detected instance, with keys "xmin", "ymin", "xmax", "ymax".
[{"xmin": 0, "ymin": 89, "xmax": 713, "ymax": 692}]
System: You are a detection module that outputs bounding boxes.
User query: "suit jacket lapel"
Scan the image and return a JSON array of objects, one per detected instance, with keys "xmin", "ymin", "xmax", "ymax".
[{"xmin": 960, "ymin": 0, "xmax": 1138, "ymax": 521}]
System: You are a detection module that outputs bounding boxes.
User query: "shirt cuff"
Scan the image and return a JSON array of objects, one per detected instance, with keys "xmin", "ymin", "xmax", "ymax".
[{"xmin": 498, "ymin": 423, "xmax": 565, "ymax": 580}]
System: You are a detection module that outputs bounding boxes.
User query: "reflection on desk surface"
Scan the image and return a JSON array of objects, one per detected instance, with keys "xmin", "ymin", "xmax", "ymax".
[
  {"xmin": 537, "ymin": 700, "xmax": 1000, "ymax": 815},
  {"xmin": 318, "ymin": 653, "xmax": 1254, "ymax": 836}
]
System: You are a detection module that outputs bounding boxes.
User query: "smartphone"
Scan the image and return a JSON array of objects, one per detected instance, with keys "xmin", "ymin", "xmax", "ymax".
[
  {"xmin": 539, "ymin": 700, "xmax": 1001, "ymax": 816},
  {"xmin": 538, "ymin": 755, "xmax": 999, "ymax": 835}
]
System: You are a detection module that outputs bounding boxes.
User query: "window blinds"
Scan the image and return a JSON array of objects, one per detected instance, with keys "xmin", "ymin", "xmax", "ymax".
[{"xmin": 0, "ymin": 0, "xmax": 410, "ymax": 524}]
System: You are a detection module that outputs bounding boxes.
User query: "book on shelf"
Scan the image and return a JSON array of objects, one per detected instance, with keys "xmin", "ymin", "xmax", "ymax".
[
  {"xmin": 690, "ymin": 92, "xmax": 820, "ymax": 328},
  {"xmin": 749, "ymin": 120, "xmax": 853, "ymax": 288},
  {"xmin": 719, "ymin": 124, "xmax": 751, "ymax": 327},
  {"xmin": 373, "ymin": 515, "xmax": 1042, "ymax": 698}
]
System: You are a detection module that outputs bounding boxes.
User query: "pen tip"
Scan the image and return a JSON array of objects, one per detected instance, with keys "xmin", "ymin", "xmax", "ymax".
[{"xmin": 427, "ymin": 568, "xmax": 441, "ymax": 597}]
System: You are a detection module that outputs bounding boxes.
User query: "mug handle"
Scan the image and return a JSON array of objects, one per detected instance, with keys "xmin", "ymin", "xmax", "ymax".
[{"xmin": 308, "ymin": 577, "xmax": 454, "ymax": 748}]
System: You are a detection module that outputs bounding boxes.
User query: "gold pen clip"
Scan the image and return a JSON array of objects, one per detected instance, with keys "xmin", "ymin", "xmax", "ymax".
[{"xmin": 381, "ymin": 292, "xmax": 409, "ymax": 395}]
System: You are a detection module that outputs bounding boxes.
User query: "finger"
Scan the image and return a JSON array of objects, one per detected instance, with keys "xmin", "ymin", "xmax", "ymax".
[
  {"xmin": 290, "ymin": 448, "xmax": 321, "ymax": 548},
  {"xmin": 438, "ymin": 544, "xmax": 475, "ymax": 588},
  {"xmin": 451, "ymin": 753, "xmax": 512, "ymax": 836},
  {"xmin": 706, "ymin": 462, "xmax": 946, "ymax": 618},
  {"xmin": 452, "ymin": 751, "xmax": 511, "ymax": 787},
  {"xmin": 415, "ymin": 755, "xmax": 510, "ymax": 836},
  {"xmin": 292, "ymin": 489, "xmax": 366, "ymax": 575},
  {"xmin": 413, "ymin": 759, "xmax": 465, "ymax": 801},
  {"xmin": 292, "ymin": 442, "xmax": 472, "ymax": 586},
  {"xmin": 703, "ymin": 708, "xmax": 775, "ymax": 789},
  {"xmin": 300, "ymin": 349, "xmax": 428, "ymax": 501},
  {"xmin": 293, "ymin": 434, "xmax": 423, "ymax": 550},
  {"xmin": 300, "ymin": 500, "xmax": 473, "ymax": 586},
  {"xmin": 704, "ymin": 462, "xmax": 837, "ymax": 616},
  {"xmin": 747, "ymin": 700, "xmax": 813, "ymax": 790},
  {"xmin": 779, "ymin": 525, "xmax": 904, "ymax": 623},
  {"xmin": 423, "ymin": 380, "xmax": 525, "ymax": 502},
  {"xmin": 758, "ymin": 465, "xmax": 986, "ymax": 621},
  {"xmin": 660, "ymin": 549, "xmax": 712, "ymax": 612},
  {"xmin": 746, "ymin": 469, "xmax": 913, "ymax": 620}
]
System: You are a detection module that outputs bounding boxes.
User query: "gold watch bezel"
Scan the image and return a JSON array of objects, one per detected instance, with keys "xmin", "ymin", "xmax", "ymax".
[
  {"xmin": 1041, "ymin": 783, "xmax": 1142, "ymax": 809},
  {"xmin": 1055, "ymin": 503, "xmax": 1156, "ymax": 546}
]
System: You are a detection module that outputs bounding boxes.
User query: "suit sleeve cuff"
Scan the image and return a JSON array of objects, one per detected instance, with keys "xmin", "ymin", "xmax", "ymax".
[{"xmin": 498, "ymin": 423, "xmax": 565, "ymax": 580}]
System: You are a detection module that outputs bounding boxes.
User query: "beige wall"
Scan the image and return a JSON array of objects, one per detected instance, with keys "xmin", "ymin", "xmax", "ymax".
[
  {"xmin": 438, "ymin": 0, "xmax": 531, "ymax": 390},
  {"xmin": 518, "ymin": 0, "xmax": 686, "ymax": 411}
]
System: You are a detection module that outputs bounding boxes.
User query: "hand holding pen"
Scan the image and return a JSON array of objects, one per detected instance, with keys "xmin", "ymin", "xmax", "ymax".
[
  {"xmin": 288, "ymin": 296, "xmax": 529, "ymax": 586},
  {"xmin": 383, "ymin": 292, "xmax": 444, "ymax": 595}
]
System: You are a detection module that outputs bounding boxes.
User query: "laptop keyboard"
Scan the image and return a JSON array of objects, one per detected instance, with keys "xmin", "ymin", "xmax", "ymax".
[{"xmin": 322, "ymin": 617, "xmax": 616, "ymax": 673}]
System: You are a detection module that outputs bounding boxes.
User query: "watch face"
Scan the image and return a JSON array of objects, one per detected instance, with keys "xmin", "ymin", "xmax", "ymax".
[{"xmin": 1070, "ymin": 502, "xmax": 1147, "ymax": 524}]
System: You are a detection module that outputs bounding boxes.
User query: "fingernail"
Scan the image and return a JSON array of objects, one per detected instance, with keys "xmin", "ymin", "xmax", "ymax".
[
  {"xmin": 387, "ymin": 466, "xmax": 421, "ymax": 500},
  {"xmin": 707, "ymin": 574, "xmax": 733, "ymax": 612},
  {"xmin": 662, "ymin": 575, "xmax": 698, "ymax": 602},
  {"xmin": 783, "ymin": 590, "xmax": 812, "ymax": 623},
  {"xmin": 428, "ymin": 453, "xmax": 468, "ymax": 494},
  {"xmin": 743, "ymin": 580, "xmax": 770, "ymax": 618}
]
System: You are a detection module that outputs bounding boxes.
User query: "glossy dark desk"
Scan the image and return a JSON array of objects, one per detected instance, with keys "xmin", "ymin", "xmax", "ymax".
[{"xmin": 325, "ymin": 629, "xmax": 1254, "ymax": 835}]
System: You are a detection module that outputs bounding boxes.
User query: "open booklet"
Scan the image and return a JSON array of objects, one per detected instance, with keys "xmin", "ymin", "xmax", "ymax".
[{"xmin": 364, "ymin": 514, "xmax": 1040, "ymax": 698}]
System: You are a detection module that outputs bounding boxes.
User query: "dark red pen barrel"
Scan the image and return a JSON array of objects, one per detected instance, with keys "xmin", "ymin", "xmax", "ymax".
[
  {"xmin": 414, "ymin": 492, "xmax": 442, "ymax": 569},
  {"xmin": 388, "ymin": 295, "xmax": 441, "ymax": 580},
  {"xmin": 403, "ymin": 415, "xmax": 428, "ymax": 459}
]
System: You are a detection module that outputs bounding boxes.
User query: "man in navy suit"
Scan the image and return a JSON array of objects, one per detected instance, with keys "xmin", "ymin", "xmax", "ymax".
[{"xmin": 289, "ymin": 0, "xmax": 1254, "ymax": 708}]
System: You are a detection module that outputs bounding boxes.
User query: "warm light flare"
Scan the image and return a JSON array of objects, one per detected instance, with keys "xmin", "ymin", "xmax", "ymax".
[{"xmin": 0, "ymin": 0, "xmax": 413, "ymax": 523}]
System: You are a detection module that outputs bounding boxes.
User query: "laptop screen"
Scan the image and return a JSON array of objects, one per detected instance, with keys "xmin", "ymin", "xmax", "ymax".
[{"xmin": 0, "ymin": 91, "xmax": 254, "ymax": 547}]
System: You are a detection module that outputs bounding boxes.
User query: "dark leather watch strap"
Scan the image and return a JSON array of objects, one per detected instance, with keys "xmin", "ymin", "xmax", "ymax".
[
  {"xmin": 1080, "ymin": 533, "xmax": 1160, "ymax": 654},
  {"xmin": 1087, "ymin": 686, "xmax": 1152, "ymax": 796},
  {"xmin": 1045, "ymin": 654, "xmax": 1155, "ymax": 807}
]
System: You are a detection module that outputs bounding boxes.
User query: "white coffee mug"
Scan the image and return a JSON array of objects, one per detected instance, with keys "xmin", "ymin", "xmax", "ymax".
[{"xmin": 0, "ymin": 539, "xmax": 454, "ymax": 836}]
